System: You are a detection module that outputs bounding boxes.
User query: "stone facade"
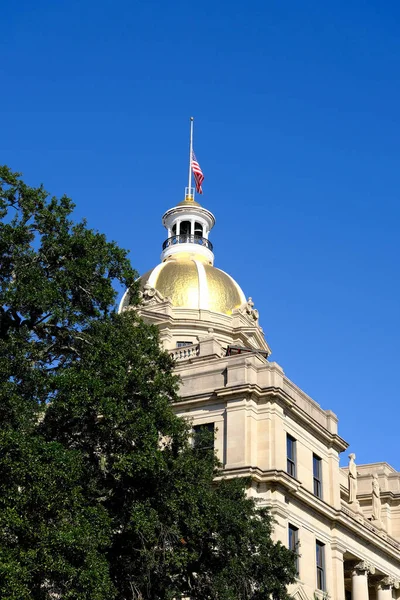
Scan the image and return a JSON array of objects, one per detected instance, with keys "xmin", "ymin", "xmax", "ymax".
[{"xmin": 121, "ymin": 192, "xmax": 400, "ymax": 599}]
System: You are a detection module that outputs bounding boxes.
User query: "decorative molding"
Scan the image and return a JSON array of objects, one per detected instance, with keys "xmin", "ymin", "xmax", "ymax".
[
  {"xmin": 341, "ymin": 504, "xmax": 364, "ymax": 523},
  {"xmin": 341, "ymin": 504, "xmax": 400, "ymax": 551},
  {"xmin": 313, "ymin": 590, "xmax": 329, "ymax": 600},
  {"xmin": 379, "ymin": 576, "xmax": 400, "ymax": 590},
  {"xmin": 353, "ymin": 560, "xmax": 375, "ymax": 575},
  {"xmin": 330, "ymin": 539, "xmax": 348, "ymax": 555}
]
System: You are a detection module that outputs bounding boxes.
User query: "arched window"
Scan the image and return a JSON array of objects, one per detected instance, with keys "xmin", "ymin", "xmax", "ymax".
[
  {"xmin": 194, "ymin": 222, "xmax": 203, "ymax": 237},
  {"xmin": 180, "ymin": 221, "xmax": 191, "ymax": 236}
]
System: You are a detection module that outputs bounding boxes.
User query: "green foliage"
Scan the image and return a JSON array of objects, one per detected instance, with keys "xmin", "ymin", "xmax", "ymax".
[{"xmin": 0, "ymin": 166, "xmax": 296, "ymax": 599}]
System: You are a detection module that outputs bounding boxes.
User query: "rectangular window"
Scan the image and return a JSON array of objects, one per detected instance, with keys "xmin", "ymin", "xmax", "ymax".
[
  {"xmin": 287, "ymin": 434, "xmax": 297, "ymax": 478},
  {"xmin": 193, "ymin": 422, "xmax": 215, "ymax": 451},
  {"xmin": 288, "ymin": 524, "xmax": 299, "ymax": 575},
  {"xmin": 313, "ymin": 454, "xmax": 322, "ymax": 498},
  {"xmin": 316, "ymin": 541, "xmax": 325, "ymax": 591},
  {"xmin": 176, "ymin": 341, "xmax": 193, "ymax": 347}
]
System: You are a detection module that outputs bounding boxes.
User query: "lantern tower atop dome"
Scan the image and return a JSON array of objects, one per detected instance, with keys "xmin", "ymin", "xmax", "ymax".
[{"xmin": 161, "ymin": 117, "xmax": 215, "ymax": 264}]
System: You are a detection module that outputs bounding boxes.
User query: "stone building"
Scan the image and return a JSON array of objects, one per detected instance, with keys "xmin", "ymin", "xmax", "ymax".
[{"xmin": 120, "ymin": 192, "xmax": 400, "ymax": 600}]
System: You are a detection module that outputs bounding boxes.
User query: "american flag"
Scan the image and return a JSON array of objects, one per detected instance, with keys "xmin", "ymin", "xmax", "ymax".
[{"xmin": 191, "ymin": 151, "xmax": 204, "ymax": 194}]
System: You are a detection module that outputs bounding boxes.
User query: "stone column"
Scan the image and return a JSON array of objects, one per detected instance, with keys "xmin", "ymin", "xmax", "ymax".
[
  {"xmin": 351, "ymin": 562, "xmax": 375, "ymax": 600},
  {"xmin": 376, "ymin": 583, "xmax": 391, "ymax": 600},
  {"xmin": 376, "ymin": 577, "xmax": 398, "ymax": 600}
]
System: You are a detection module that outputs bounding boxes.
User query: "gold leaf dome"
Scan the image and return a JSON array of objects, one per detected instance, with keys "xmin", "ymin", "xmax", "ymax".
[{"xmin": 140, "ymin": 257, "xmax": 246, "ymax": 315}]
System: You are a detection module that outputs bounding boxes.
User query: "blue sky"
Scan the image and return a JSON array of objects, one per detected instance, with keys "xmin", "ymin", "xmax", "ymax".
[{"xmin": 2, "ymin": 1, "xmax": 400, "ymax": 468}]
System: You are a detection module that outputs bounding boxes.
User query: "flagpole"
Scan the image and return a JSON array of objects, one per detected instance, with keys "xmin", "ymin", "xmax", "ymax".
[{"xmin": 188, "ymin": 116, "xmax": 194, "ymax": 198}]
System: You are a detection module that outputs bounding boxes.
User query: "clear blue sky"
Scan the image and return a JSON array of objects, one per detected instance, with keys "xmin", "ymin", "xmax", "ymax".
[{"xmin": 2, "ymin": 1, "xmax": 400, "ymax": 468}]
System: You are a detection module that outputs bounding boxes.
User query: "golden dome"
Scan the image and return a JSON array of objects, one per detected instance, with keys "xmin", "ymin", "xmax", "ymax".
[{"xmin": 140, "ymin": 258, "xmax": 246, "ymax": 315}]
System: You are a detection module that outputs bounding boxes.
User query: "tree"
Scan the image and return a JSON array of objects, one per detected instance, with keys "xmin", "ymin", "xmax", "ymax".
[
  {"xmin": 0, "ymin": 165, "xmax": 297, "ymax": 599},
  {"xmin": 0, "ymin": 165, "xmax": 136, "ymax": 599}
]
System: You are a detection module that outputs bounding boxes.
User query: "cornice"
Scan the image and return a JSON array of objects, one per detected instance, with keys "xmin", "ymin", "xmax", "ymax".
[
  {"xmin": 214, "ymin": 383, "xmax": 347, "ymax": 453},
  {"xmin": 136, "ymin": 308, "xmax": 174, "ymax": 325},
  {"xmin": 357, "ymin": 490, "xmax": 400, "ymax": 502},
  {"xmin": 162, "ymin": 204, "xmax": 216, "ymax": 227},
  {"xmin": 264, "ymin": 387, "xmax": 347, "ymax": 453},
  {"xmin": 221, "ymin": 466, "xmax": 303, "ymax": 494},
  {"xmin": 218, "ymin": 466, "xmax": 400, "ymax": 561}
]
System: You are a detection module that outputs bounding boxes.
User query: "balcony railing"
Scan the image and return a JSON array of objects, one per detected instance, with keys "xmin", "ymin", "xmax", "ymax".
[
  {"xmin": 169, "ymin": 344, "xmax": 200, "ymax": 362},
  {"xmin": 162, "ymin": 234, "xmax": 213, "ymax": 251}
]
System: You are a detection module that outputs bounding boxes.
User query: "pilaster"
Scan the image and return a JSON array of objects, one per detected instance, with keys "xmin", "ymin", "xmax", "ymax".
[
  {"xmin": 330, "ymin": 541, "xmax": 346, "ymax": 600},
  {"xmin": 225, "ymin": 397, "xmax": 247, "ymax": 467}
]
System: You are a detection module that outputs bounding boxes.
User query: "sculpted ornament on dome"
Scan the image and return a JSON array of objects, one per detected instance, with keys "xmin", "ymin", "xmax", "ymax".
[
  {"xmin": 236, "ymin": 297, "xmax": 259, "ymax": 322},
  {"xmin": 139, "ymin": 283, "xmax": 167, "ymax": 305}
]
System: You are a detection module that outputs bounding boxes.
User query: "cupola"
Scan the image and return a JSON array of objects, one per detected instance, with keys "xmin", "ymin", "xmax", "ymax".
[{"xmin": 161, "ymin": 193, "xmax": 215, "ymax": 265}]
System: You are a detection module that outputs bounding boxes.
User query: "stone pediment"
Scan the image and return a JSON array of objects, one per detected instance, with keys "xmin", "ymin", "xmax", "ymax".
[
  {"xmin": 290, "ymin": 585, "xmax": 311, "ymax": 600},
  {"xmin": 231, "ymin": 297, "xmax": 271, "ymax": 355}
]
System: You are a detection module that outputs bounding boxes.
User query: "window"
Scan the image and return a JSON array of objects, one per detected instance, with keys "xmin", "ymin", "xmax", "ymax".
[
  {"xmin": 194, "ymin": 221, "xmax": 203, "ymax": 237},
  {"xmin": 313, "ymin": 454, "xmax": 322, "ymax": 498},
  {"xmin": 288, "ymin": 524, "xmax": 299, "ymax": 575},
  {"xmin": 180, "ymin": 221, "xmax": 191, "ymax": 236},
  {"xmin": 193, "ymin": 422, "xmax": 215, "ymax": 451},
  {"xmin": 287, "ymin": 434, "xmax": 297, "ymax": 478},
  {"xmin": 176, "ymin": 341, "xmax": 193, "ymax": 348},
  {"xmin": 316, "ymin": 541, "xmax": 325, "ymax": 591}
]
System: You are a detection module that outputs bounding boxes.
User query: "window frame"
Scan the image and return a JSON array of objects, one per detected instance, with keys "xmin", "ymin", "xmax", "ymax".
[
  {"xmin": 316, "ymin": 540, "xmax": 326, "ymax": 591},
  {"xmin": 286, "ymin": 434, "xmax": 297, "ymax": 478},
  {"xmin": 288, "ymin": 524, "xmax": 299, "ymax": 576},
  {"xmin": 313, "ymin": 453, "xmax": 323, "ymax": 498}
]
